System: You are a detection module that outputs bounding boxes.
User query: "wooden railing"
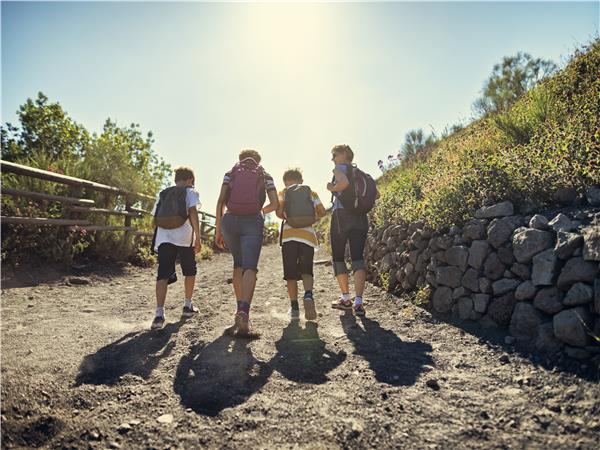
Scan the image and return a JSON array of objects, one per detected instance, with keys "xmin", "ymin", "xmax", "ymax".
[{"xmin": 0, "ymin": 160, "xmax": 216, "ymax": 242}]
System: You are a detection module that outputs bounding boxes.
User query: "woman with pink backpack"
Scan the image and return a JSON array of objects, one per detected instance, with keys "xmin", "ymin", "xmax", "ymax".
[{"xmin": 215, "ymin": 149, "xmax": 279, "ymax": 338}]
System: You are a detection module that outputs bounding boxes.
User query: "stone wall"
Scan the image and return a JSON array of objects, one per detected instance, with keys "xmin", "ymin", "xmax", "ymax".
[{"xmin": 365, "ymin": 189, "xmax": 600, "ymax": 363}]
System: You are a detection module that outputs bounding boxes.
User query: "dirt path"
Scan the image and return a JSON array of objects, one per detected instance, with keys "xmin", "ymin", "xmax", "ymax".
[{"xmin": 2, "ymin": 245, "xmax": 599, "ymax": 449}]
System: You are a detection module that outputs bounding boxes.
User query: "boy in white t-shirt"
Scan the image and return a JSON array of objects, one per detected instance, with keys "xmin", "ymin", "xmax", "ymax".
[{"xmin": 151, "ymin": 167, "xmax": 201, "ymax": 330}]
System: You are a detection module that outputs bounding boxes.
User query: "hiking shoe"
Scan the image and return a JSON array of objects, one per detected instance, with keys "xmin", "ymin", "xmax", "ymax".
[
  {"xmin": 234, "ymin": 312, "xmax": 260, "ymax": 339},
  {"xmin": 182, "ymin": 304, "xmax": 199, "ymax": 318},
  {"xmin": 332, "ymin": 298, "xmax": 353, "ymax": 310},
  {"xmin": 289, "ymin": 308, "xmax": 300, "ymax": 320},
  {"xmin": 353, "ymin": 303, "xmax": 366, "ymax": 316},
  {"xmin": 151, "ymin": 315, "xmax": 165, "ymax": 330},
  {"xmin": 304, "ymin": 296, "xmax": 317, "ymax": 321}
]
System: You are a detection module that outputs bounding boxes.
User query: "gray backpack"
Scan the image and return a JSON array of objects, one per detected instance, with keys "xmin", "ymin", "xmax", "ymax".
[
  {"xmin": 284, "ymin": 185, "xmax": 316, "ymax": 228},
  {"xmin": 153, "ymin": 186, "xmax": 188, "ymax": 229}
]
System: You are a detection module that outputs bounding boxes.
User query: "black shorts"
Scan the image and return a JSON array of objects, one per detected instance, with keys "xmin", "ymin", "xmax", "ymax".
[
  {"xmin": 157, "ymin": 243, "xmax": 197, "ymax": 281},
  {"xmin": 282, "ymin": 241, "xmax": 314, "ymax": 281}
]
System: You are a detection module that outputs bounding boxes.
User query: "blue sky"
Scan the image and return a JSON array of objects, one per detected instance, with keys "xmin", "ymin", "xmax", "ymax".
[{"xmin": 2, "ymin": 1, "xmax": 598, "ymax": 213}]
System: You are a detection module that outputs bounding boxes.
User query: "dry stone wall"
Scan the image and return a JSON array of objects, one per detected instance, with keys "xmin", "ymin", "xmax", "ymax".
[{"xmin": 365, "ymin": 188, "xmax": 600, "ymax": 363}]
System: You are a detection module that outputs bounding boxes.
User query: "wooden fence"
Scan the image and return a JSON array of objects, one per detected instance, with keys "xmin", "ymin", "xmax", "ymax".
[{"xmin": 0, "ymin": 160, "xmax": 217, "ymax": 244}]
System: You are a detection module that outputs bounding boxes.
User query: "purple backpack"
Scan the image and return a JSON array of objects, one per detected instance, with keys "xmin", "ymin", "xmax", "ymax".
[
  {"xmin": 226, "ymin": 160, "xmax": 266, "ymax": 215},
  {"xmin": 338, "ymin": 165, "xmax": 378, "ymax": 215}
]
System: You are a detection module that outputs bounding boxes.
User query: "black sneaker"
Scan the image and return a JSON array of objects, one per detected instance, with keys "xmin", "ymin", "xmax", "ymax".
[
  {"xmin": 151, "ymin": 315, "xmax": 165, "ymax": 330},
  {"xmin": 182, "ymin": 304, "xmax": 199, "ymax": 318}
]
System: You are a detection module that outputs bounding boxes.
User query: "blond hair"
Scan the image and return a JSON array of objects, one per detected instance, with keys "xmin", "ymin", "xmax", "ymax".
[{"xmin": 331, "ymin": 144, "xmax": 354, "ymax": 162}]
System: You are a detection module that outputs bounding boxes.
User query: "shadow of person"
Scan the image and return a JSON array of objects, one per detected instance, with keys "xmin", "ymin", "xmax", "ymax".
[
  {"xmin": 75, "ymin": 321, "xmax": 182, "ymax": 386},
  {"xmin": 174, "ymin": 334, "xmax": 272, "ymax": 416},
  {"xmin": 340, "ymin": 312, "xmax": 433, "ymax": 386},
  {"xmin": 271, "ymin": 321, "xmax": 346, "ymax": 384}
]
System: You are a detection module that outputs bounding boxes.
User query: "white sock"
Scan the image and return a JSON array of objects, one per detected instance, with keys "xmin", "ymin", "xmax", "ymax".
[
  {"xmin": 156, "ymin": 307, "xmax": 164, "ymax": 318},
  {"xmin": 184, "ymin": 299, "xmax": 192, "ymax": 308},
  {"xmin": 354, "ymin": 296, "xmax": 363, "ymax": 306},
  {"xmin": 341, "ymin": 293, "xmax": 351, "ymax": 301}
]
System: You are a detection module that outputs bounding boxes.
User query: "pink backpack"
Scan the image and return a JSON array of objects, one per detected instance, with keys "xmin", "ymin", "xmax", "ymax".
[{"xmin": 226, "ymin": 159, "xmax": 266, "ymax": 215}]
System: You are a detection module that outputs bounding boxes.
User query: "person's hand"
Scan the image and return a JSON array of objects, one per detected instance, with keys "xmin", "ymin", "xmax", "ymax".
[
  {"xmin": 326, "ymin": 182, "xmax": 334, "ymax": 191},
  {"xmin": 216, "ymin": 232, "xmax": 226, "ymax": 250},
  {"xmin": 194, "ymin": 237, "xmax": 201, "ymax": 254}
]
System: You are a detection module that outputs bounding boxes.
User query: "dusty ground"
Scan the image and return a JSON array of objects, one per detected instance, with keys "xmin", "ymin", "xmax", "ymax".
[{"xmin": 1, "ymin": 244, "xmax": 599, "ymax": 449}]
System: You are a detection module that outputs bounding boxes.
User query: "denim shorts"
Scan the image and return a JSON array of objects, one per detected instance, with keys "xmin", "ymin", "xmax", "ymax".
[{"xmin": 221, "ymin": 213, "xmax": 264, "ymax": 272}]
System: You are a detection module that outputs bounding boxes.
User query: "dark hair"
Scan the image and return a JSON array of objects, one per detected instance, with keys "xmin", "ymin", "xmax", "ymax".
[
  {"xmin": 283, "ymin": 168, "xmax": 303, "ymax": 183},
  {"xmin": 331, "ymin": 144, "xmax": 354, "ymax": 162},
  {"xmin": 174, "ymin": 166, "xmax": 195, "ymax": 183},
  {"xmin": 239, "ymin": 149, "xmax": 261, "ymax": 163}
]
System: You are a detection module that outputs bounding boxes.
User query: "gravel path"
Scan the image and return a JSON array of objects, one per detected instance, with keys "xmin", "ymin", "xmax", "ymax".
[{"xmin": 2, "ymin": 245, "xmax": 599, "ymax": 449}]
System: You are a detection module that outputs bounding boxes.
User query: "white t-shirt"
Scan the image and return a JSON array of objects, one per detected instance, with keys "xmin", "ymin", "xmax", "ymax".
[{"xmin": 152, "ymin": 187, "xmax": 201, "ymax": 251}]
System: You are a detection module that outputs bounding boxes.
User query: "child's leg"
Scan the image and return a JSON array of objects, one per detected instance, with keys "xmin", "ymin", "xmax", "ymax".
[
  {"xmin": 301, "ymin": 274, "xmax": 314, "ymax": 293},
  {"xmin": 287, "ymin": 279, "xmax": 299, "ymax": 300},
  {"xmin": 184, "ymin": 276, "xmax": 195, "ymax": 302},
  {"xmin": 156, "ymin": 279, "xmax": 168, "ymax": 309}
]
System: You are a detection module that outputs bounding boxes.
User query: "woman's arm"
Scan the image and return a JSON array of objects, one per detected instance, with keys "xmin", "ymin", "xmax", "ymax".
[
  {"xmin": 327, "ymin": 169, "xmax": 349, "ymax": 193},
  {"xmin": 262, "ymin": 189, "xmax": 279, "ymax": 215},
  {"xmin": 215, "ymin": 185, "xmax": 229, "ymax": 249}
]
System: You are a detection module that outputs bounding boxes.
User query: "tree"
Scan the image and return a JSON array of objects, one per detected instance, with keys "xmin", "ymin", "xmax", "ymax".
[
  {"xmin": 400, "ymin": 129, "xmax": 435, "ymax": 159},
  {"xmin": 473, "ymin": 52, "xmax": 557, "ymax": 116}
]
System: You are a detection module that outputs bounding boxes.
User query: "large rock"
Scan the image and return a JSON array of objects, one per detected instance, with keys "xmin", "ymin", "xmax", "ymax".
[
  {"xmin": 435, "ymin": 266, "xmax": 463, "ymax": 288},
  {"xmin": 529, "ymin": 214, "xmax": 549, "ymax": 230},
  {"xmin": 548, "ymin": 213, "xmax": 577, "ymax": 233},
  {"xmin": 461, "ymin": 268, "xmax": 480, "ymax": 292},
  {"xmin": 582, "ymin": 226, "xmax": 600, "ymax": 261},
  {"xmin": 512, "ymin": 229, "xmax": 554, "ymax": 263},
  {"xmin": 563, "ymin": 282, "xmax": 593, "ymax": 306},
  {"xmin": 479, "ymin": 277, "xmax": 492, "ymax": 294},
  {"xmin": 487, "ymin": 292, "xmax": 516, "ymax": 326},
  {"xmin": 432, "ymin": 287, "xmax": 453, "ymax": 313},
  {"xmin": 457, "ymin": 297, "xmax": 473, "ymax": 320},
  {"xmin": 556, "ymin": 257, "xmax": 598, "ymax": 290},
  {"xmin": 492, "ymin": 278, "xmax": 520, "ymax": 296},
  {"xmin": 554, "ymin": 187, "xmax": 578, "ymax": 205},
  {"xmin": 487, "ymin": 218, "xmax": 517, "ymax": 249},
  {"xmin": 445, "ymin": 246, "xmax": 469, "ymax": 271},
  {"xmin": 533, "ymin": 287, "xmax": 564, "ymax": 314},
  {"xmin": 381, "ymin": 253, "xmax": 395, "ymax": 272},
  {"xmin": 585, "ymin": 186, "xmax": 600, "ymax": 206},
  {"xmin": 483, "ymin": 252, "xmax": 505, "ymax": 280},
  {"xmin": 509, "ymin": 303, "xmax": 546, "ymax": 341},
  {"xmin": 475, "ymin": 201, "xmax": 514, "ymax": 219},
  {"xmin": 473, "ymin": 294, "xmax": 490, "ymax": 313},
  {"xmin": 535, "ymin": 322, "xmax": 563, "ymax": 354},
  {"xmin": 468, "ymin": 240, "xmax": 490, "ymax": 269},
  {"xmin": 554, "ymin": 231, "xmax": 583, "ymax": 260},
  {"xmin": 553, "ymin": 307, "xmax": 593, "ymax": 347},
  {"xmin": 498, "ymin": 248, "xmax": 514, "ymax": 267},
  {"xmin": 515, "ymin": 280, "xmax": 537, "ymax": 301},
  {"xmin": 531, "ymin": 249, "xmax": 559, "ymax": 286},
  {"xmin": 510, "ymin": 263, "xmax": 530, "ymax": 280},
  {"xmin": 463, "ymin": 219, "xmax": 487, "ymax": 241},
  {"xmin": 452, "ymin": 286, "xmax": 469, "ymax": 300}
]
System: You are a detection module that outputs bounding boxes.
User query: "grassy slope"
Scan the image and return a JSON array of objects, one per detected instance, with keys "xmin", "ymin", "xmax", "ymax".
[{"xmin": 373, "ymin": 40, "xmax": 600, "ymax": 231}]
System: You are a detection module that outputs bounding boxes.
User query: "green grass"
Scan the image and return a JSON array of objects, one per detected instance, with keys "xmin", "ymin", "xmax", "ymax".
[{"xmin": 372, "ymin": 40, "xmax": 600, "ymax": 231}]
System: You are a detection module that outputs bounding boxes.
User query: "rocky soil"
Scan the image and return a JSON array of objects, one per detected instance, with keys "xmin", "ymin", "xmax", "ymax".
[{"xmin": 2, "ymin": 245, "xmax": 600, "ymax": 449}]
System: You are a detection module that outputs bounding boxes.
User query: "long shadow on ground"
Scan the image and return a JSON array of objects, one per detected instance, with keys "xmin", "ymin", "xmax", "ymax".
[
  {"xmin": 271, "ymin": 321, "xmax": 347, "ymax": 384},
  {"xmin": 174, "ymin": 334, "xmax": 273, "ymax": 416},
  {"xmin": 75, "ymin": 321, "xmax": 182, "ymax": 386},
  {"xmin": 340, "ymin": 313, "xmax": 434, "ymax": 385}
]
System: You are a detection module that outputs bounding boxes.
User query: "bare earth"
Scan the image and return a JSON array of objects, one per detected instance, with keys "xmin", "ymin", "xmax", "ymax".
[{"xmin": 1, "ymin": 245, "xmax": 599, "ymax": 449}]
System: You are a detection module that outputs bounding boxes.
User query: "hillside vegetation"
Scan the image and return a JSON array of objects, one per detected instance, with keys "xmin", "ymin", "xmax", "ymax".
[{"xmin": 373, "ymin": 40, "xmax": 600, "ymax": 230}]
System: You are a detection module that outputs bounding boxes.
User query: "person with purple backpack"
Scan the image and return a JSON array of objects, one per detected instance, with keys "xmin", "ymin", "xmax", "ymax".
[
  {"xmin": 327, "ymin": 144, "xmax": 378, "ymax": 316},
  {"xmin": 215, "ymin": 149, "xmax": 279, "ymax": 337}
]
